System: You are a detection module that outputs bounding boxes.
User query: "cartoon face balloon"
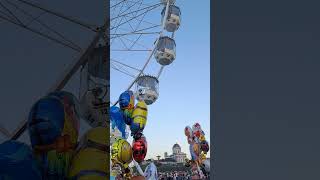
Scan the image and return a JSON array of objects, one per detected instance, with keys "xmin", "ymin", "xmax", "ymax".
[
  {"xmin": 111, "ymin": 138, "xmax": 133, "ymax": 165},
  {"xmin": 200, "ymin": 140, "xmax": 209, "ymax": 153},
  {"xmin": 132, "ymin": 135, "xmax": 148, "ymax": 163},
  {"xmin": 130, "ymin": 101, "xmax": 148, "ymax": 135},
  {"xmin": 28, "ymin": 91, "xmax": 80, "ymax": 179},
  {"xmin": 119, "ymin": 90, "xmax": 135, "ymax": 126},
  {"xmin": 68, "ymin": 127, "xmax": 108, "ymax": 180}
]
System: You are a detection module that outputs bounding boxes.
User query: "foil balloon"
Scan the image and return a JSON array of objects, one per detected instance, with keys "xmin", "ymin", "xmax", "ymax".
[
  {"xmin": 119, "ymin": 90, "xmax": 135, "ymax": 125},
  {"xmin": 132, "ymin": 134, "xmax": 148, "ymax": 163},
  {"xmin": 110, "ymin": 106, "xmax": 127, "ymax": 139},
  {"xmin": 130, "ymin": 101, "xmax": 148, "ymax": 135},
  {"xmin": 200, "ymin": 140, "xmax": 209, "ymax": 153},
  {"xmin": 144, "ymin": 162, "xmax": 158, "ymax": 180},
  {"xmin": 0, "ymin": 140, "xmax": 42, "ymax": 180},
  {"xmin": 190, "ymin": 143, "xmax": 201, "ymax": 161},
  {"xmin": 184, "ymin": 126, "xmax": 193, "ymax": 144},
  {"xmin": 68, "ymin": 127, "xmax": 108, "ymax": 180},
  {"xmin": 28, "ymin": 91, "xmax": 80, "ymax": 180},
  {"xmin": 111, "ymin": 138, "xmax": 133, "ymax": 166}
]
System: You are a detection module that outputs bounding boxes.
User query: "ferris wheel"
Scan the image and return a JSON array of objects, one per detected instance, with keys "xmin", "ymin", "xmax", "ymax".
[{"xmin": 110, "ymin": 0, "xmax": 182, "ymax": 106}]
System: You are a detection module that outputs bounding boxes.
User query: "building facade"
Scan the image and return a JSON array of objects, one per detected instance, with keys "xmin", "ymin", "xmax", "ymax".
[{"xmin": 163, "ymin": 143, "xmax": 187, "ymax": 163}]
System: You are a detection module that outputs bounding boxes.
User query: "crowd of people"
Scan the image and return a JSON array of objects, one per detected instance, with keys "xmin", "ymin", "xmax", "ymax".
[{"xmin": 157, "ymin": 171, "xmax": 210, "ymax": 180}]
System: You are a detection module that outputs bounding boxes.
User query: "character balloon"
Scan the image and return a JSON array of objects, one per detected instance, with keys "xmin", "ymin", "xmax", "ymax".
[
  {"xmin": 132, "ymin": 134, "xmax": 148, "ymax": 163},
  {"xmin": 28, "ymin": 91, "xmax": 80, "ymax": 180},
  {"xmin": 130, "ymin": 101, "xmax": 148, "ymax": 135}
]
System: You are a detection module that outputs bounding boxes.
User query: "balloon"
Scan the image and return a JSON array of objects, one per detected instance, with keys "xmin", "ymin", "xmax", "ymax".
[
  {"xmin": 110, "ymin": 106, "xmax": 127, "ymax": 139},
  {"xmin": 184, "ymin": 126, "xmax": 193, "ymax": 137},
  {"xmin": 200, "ymin": 140, "xmax": 209, "ymax": 153},
  {"xmin": 119, "ymin": 90, "xmax": 135, "ymax": 122},
  {"xmin": 28, "ymin": 91, "xmax": 80, "ymax": 179},
  {"xmin": 0, "ymin": 140, "xmax": 42, "ymax": 180},
  {"xmin": 68, "ymin": 127, "xmax": 108, "ymax": 180},
  {"xmin": 111, "ymin": 138, "xmax": 133, "ymax": 165},
  {"xmin": 132, "ymin": 134, "xmax": 148, "ymax": 163},
  {"xmin": 130, "ymin": 101, "xmax": 148, "ymax": 135},
  {"xmin": 144, "ymin": 162, "xmax": 158, "ymax": 180},
  {"xmin": 190, "ymin": 142, "xmax": 201, "ymax": 161}
]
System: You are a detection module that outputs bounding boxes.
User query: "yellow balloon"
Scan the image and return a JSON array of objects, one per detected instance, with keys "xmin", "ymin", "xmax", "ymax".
[
  {"xmin": 111, "ymin": 138, "xmax": 133, "ymax": 165},
  {"xmin": 199, "ymin": 135, "xmax": 205, "ymax": 142},
  {"xmin": 68, "ymin": 127, "xmax": 108, "ymax": 179},
  {"xmin": 132, "ymin": 101, "xmax": 148, "ymax": 120}
]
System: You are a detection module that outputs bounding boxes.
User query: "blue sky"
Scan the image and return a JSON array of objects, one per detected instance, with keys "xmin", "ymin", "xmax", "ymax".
[{"xmin": 111, "ymin": 0, "xmax": 211, "ymax": 159}]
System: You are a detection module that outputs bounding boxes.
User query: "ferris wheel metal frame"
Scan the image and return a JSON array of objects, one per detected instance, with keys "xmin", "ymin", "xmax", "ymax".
[
  {"xmin": 110, "ymin": 0, "xmax": 179, "ymax": 106},
  {"xmin": 0, "ymin": 0, "xmax": 109, "ymax": 140}
]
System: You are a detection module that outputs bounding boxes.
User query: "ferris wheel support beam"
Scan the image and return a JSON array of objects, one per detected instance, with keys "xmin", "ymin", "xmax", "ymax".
[
  {"xmin": 10, "ymin": 20, "xmax": 109, "ymax": 140},
  {"xmin": 14, "ymin": 0, "xmax": 98, "ymax": 32},
  {"xmin": 112, "ymin": 0, "xmax": 171, "ymax": 106}
]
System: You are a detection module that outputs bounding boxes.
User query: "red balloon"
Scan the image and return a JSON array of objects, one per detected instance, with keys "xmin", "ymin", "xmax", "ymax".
[{"xmin": 132, "ymin": 135, "xmax": 147, "ymax": 163}]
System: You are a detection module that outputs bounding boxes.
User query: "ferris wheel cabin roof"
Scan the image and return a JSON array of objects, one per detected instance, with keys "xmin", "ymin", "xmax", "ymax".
[
  {"xmin": 136, "ymin": 75, "xmax": 159, "ymax": 84},
  {"xmin": 158, "ymin": 36, "xmax": 176, "ymax": 46},
  {"xmin": 161, "ymin": 5, "xmax": 181, "ymax": 16}
]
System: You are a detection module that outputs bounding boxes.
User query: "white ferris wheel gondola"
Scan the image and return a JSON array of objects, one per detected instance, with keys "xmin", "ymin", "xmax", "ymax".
[
  {"xmin": 161, "ymin": 5, "xmax": 181, "ymax": 32},
  {"xmin": 154, "ymin": 36, "xmax": 176, "ymax": 66},
  {"xmin": 135, "ymin": 75, "xmax": 159, "ymax": 105}
]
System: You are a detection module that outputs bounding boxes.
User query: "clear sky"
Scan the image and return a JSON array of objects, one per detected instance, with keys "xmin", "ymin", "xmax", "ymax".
[{"xmin": 111, "ymin": 0, "xmax": 211, "ymax": 159}]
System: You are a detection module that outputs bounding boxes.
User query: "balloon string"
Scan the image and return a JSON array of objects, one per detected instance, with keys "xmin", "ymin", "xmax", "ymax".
[{"xmin": 133, "ymin": 160, "xmax": 144, "ymax": 176}]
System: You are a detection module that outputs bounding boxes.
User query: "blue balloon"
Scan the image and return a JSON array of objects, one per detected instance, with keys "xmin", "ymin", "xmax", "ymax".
[
  {"xmin": 119, "ymin": 90, "xmax": 134, "ymax": 109},
  {"xmin": 28, "ymin": 96, "xmax": 65, "ymax": 147},
  {"xmin": 110, "ymin": 106, "xmax": 127, "ymax": 138},
  {"xmin": 0, "ymin": 140, "xmax": 42, "ymax": 180}
]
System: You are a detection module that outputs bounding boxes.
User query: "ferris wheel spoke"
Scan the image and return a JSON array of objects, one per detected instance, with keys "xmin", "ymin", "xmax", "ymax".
[
  {"xmin": 0, "ymin": 1, "xmax": 23, "ymax": 25},
  {"xmin": 111, "ymin": 6, "xmax": 159, "ymax": 31},
  {"xmin": 112, "ymin": 0, "xmax": 157, "ymax": 8},
  {"xmin": 111, "ymin": 63, "xmax": 137, "ymax": 78},
  {"xmin": 111, "ymin": 3, "xmax": 161, "ymax": 22},
  {"xmin": 111, "ymin": 59, "xmax": 141, "ymax": 72},
  {"xmin": 0, "ymin": 14, "xmax": 82, "ymax": 52},
  {"xmin": 4, "ymin": 0, "xmax": 83, "ymax": 51},
  {"xmin": 118, "ymin": 36, "xmax": 130, "ymax": 49},
  {"xmin": 13, "ymin": 0, "xmax": 98, "ymax": 32},
  {"xmin": 121, "ymin": 35, "xmax": 150, "ymax": 50},
  {"xmin": 0, "ymin": 9, "xmax": 18, "ymax": 23},
  {"xmin": 112, "ymin": 11, "xmax": 160, "ymax": 27}
]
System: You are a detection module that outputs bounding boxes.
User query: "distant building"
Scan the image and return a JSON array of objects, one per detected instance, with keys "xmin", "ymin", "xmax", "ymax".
[
  {"xmin": 161, "ymin": 143, "xmax": 187, "ymax": 163},
  {"xmin": 171, "ymin": 143, "xmax": 187, "ymax": 163}
]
